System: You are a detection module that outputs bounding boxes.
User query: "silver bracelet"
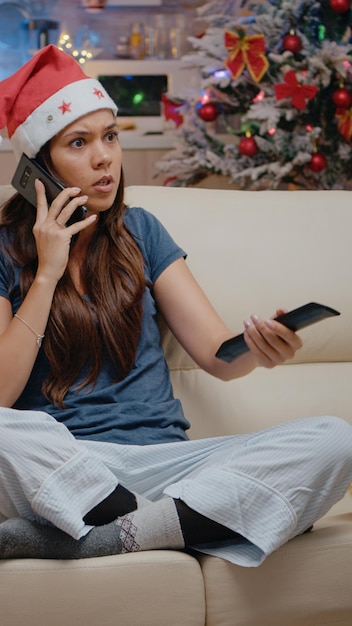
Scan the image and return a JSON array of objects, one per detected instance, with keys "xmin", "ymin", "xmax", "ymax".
[{"xmin": 14, "ymin": 313, "xmax": 45, "ymax": 348}]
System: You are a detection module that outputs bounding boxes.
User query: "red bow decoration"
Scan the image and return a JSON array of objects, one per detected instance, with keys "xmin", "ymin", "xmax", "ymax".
[
  {"xmin": 161, "ymin": 93, "xmax": 184, "ymax": 127},
  {"xmin": 274, "ymin": 70, "xmax": 318, "ymax": 110},
  {"xmin": 224, "ymin": 30, "xmax": 269, "ymax": 83},
  {"xmin": 336, "ymin": 107, "xmax": 352, "ymax": 143}
]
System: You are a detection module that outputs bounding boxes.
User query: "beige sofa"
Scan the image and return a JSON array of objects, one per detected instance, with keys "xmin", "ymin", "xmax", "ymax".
[{"xmin": 0, "ymin": 183, "xmax": 351, "ymax": 626}]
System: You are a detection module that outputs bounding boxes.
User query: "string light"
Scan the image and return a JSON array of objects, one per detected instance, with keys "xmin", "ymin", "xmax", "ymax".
[
  {"xmin": 58, "ymin": 32, "xmax": 72, "ymax": 51},
  {"xmin": 318, "ymin": 24, "xmax": 326, "ymax": 41},
  {"xmin": 58, "ymin": 31, "xmax": 100, "ymax": 64},
  {"xmin": 253, "ymin": 89, "xmax": 265, "ymax": 103},
  {"xmin": 200, "ymin": 91, "xmax": 211, "ymax": 104},
  {"xmin": 214, "ymin": 69, "xmax": 231, "ymax": 80},
  {"xmin": 72, "ymin": 49, "xmax": 94, "ymax": 64}
]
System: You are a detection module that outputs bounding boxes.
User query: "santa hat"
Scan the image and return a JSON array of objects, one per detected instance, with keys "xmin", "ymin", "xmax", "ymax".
[{"xmin": 0, "ymin": 45, "xmax": 117, "ymax": 159}]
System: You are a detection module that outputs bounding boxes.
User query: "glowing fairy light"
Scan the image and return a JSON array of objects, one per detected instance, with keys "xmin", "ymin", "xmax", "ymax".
[
  {"xmin": 214, "ymin": 69, "xmax": 231, "ymax": 80},
  {"xmin": 253, "ymin": 89, "xmax": 265, "ymax": 103},
  {"xmin": 200, "ymin": 91, "xmax": 211, "ymax": 104}
]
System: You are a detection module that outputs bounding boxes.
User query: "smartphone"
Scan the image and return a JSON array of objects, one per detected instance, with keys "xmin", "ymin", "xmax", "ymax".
[
  {"xmin": 215, "ymin": 302, "xmax": 341, "ymax": 362},
  {"xmin": 11, "ymin": 153, "xmax": 87, "ymax": 226}
]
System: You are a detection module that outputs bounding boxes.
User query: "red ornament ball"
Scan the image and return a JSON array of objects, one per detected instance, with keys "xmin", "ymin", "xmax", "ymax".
[
  {"xmin": 197, "ymin": 103, "xmax": 219, "ymax": 122},
  {"xmin": 308, "ymin": 153, "xmax": 327, "ymax": 173},
  {"xmin": 332, "ymin": 87, "xmax": 352, "ymax": 109},
  {"xmin": 329, "ymin": 0, "xmax": 351, "ymax": 12},
  {"xmin": 239, "ymin": 136, "xmax": 258, "ymax": 157},
  {"xmin": 282, "ymin": 32, "xmax": 302, "ymax": 54}
]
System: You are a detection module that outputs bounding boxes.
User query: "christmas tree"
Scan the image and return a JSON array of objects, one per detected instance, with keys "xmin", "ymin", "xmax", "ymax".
[{"xmin": 157, "ymin": 0, "xmax": 352, "ymax": 190}]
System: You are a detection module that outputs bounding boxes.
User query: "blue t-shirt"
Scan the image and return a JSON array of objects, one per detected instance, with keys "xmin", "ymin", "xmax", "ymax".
[{"xmin": 0, "ymin": 206, "xmax": 190, "ymax": 445}]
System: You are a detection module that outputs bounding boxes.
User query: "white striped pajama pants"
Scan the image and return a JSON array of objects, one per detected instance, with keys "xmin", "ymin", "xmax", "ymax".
[{"xmin": 1, "ymin": 408, "xmax": 352, "ymax": 566}]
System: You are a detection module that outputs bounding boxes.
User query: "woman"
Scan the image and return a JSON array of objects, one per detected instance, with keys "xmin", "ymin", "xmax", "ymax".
[{"xmin": 0, "ymin": 45, "xmax": 351, "ymax": 565}]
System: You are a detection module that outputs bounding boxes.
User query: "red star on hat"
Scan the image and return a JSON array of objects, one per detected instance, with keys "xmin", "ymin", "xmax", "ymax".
[
  {"xmin": 58, "ymin": 101, "xmax": 72, "ymax": 114},
  {"xmin": 93, "ymin": 88, "xmax": 105, "ymax": 100}
]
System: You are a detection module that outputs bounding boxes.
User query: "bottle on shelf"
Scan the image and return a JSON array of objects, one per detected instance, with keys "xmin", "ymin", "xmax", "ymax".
[
  {"xmin": 129, "ymin": 22, "xmax": 144, "ymax": 60},
  {"xmin": 154, "ymin": 14, "xmax": 169, "ymax": 59}
]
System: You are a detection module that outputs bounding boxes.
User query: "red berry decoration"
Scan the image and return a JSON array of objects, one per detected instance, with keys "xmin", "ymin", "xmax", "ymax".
[
  {"xmin": 163, "ymin": 176, "xmax": 178, "ymax": 187},
  {"xmin": 197, "ymin": 103, "xmax": 219, "ymax": 122},
  {"xmin": 282, "ymin": 32, "xmax": 302, "ymax": 54},
  {"xmin": 308, "ymin": 153, "xmax": 327, "ymax": 173},
  {"xmin": 239, "ymin": 136, "xmax": 258, "ymax": 157},
  {"xmin": 329, "ymin": 0, "xmax": 351, "ymax": 12},
  {"xmin": 332, "ymin": 87, "xmax": 352, "ymax": 109}
]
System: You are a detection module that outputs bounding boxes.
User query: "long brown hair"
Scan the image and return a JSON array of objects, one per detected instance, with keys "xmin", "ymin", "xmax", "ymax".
[{"xmin": 0, "ymin": 145, "xmax": 147, "ymax": 407}]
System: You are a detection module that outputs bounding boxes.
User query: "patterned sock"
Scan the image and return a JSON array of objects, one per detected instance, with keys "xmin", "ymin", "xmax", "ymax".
[
  {"xmin": 0, "ymin": 498, "xmax": 185, "ymax": 560},
  {"xmin": 115, "ymin": 498, "xmax": 184, "ymax": 553}
]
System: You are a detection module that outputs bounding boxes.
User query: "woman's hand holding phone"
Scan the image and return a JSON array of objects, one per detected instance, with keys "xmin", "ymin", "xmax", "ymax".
[
  {"xmin": 32, "ymin": 179, "xmax": 96, "ymax": 283},
  {"xmin": 11, "ymin": 153, "xmax": 97, "ymax": 282}
]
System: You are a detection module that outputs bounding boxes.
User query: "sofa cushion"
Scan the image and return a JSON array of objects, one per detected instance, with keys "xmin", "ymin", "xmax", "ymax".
[
  {"xmin": 0, "ymin": 550, "xmax": 205, "ymax": 626},
  {"xmin": 198, "ymin": 513, "xmax": 352, "ymax": 626}
]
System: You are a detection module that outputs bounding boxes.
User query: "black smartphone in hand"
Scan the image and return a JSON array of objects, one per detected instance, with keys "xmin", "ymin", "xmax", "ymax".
[
  {"xmin": 215, "ymin": 302, "xmax": 341, "ymax": 363},
  {"xmin": 11, "ymin": 153, "xmax": 87, "ymax": 226}
]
